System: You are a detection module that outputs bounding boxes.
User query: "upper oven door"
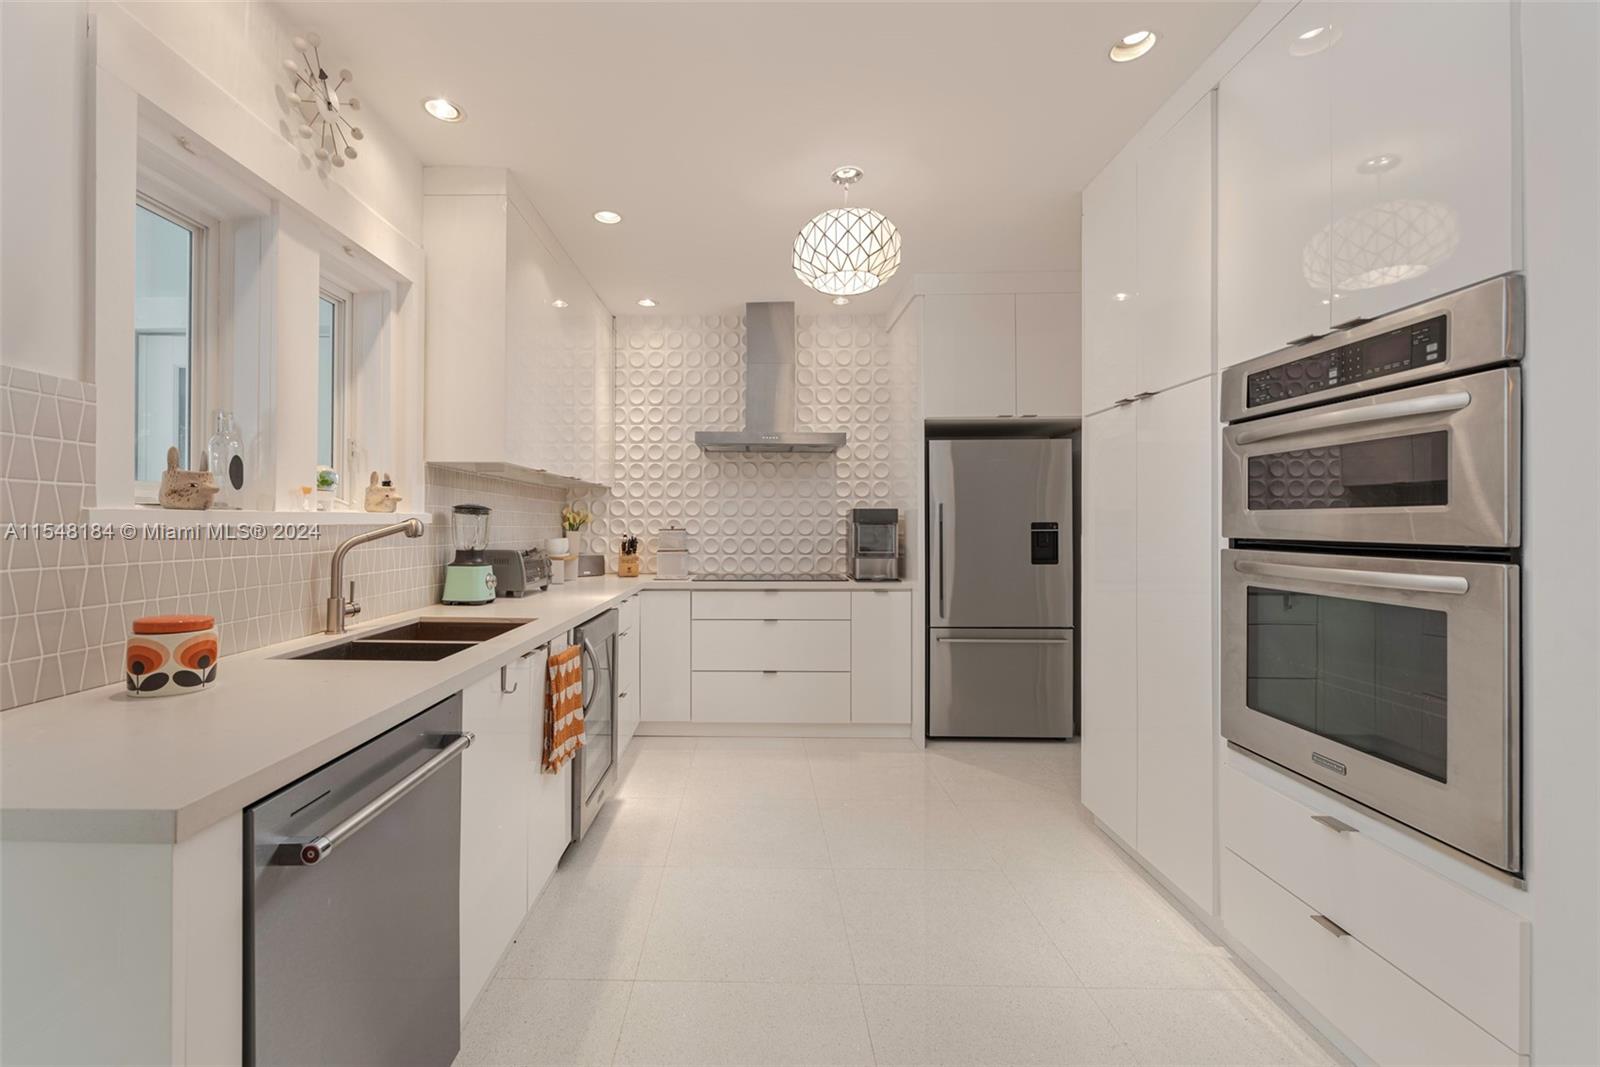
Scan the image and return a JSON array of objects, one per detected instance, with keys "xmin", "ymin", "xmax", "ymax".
[
  {"xmin": 1220, "ymin": 548, "xmax": 1520, "ymax": 873},
  {"xmin": 1223, "ymin": 367, "xmax": 1520, "ymax": 548}
]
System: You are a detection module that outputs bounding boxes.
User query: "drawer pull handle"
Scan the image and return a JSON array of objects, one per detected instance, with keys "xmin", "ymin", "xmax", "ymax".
[
  {"xmin": 763, "ymin": 618, "xmax": 779, "ymax": 623},
  {"xmin": 1310, "ymin": 814, "xmax": 1358, "ymax": 834},
  {"xmin": 1310, "ymin": 914, "xmax": 1351, "ymax": 939},
  {"xmin": 762, "ymin": 670, "xmax": 778, "ymax": 675}
]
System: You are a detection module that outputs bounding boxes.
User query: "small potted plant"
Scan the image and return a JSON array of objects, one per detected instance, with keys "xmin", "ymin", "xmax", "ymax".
[
  {"xmin": 618, "ymin": 533, "xmax": 641, "ymax": 577},
  {"xmin": 550, "ymin": 505, "xmax": 590, "ymax": 555}
]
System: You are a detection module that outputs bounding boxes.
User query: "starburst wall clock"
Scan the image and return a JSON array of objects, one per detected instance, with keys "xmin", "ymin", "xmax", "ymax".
[{"xmin": 283, "ymin": 32, "xmax": 365, "ymax": 168}]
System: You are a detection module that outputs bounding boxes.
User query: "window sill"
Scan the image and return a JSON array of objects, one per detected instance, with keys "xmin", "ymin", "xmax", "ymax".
[{"xmin": 87, "ymin": 507, "xmax": 432, "ymax": 528}]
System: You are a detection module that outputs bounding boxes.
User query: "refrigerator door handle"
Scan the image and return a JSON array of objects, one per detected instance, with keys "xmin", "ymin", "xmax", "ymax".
[
  {"xmin": 937, "ymin": 502, "xmax": 946, "ymax": 621},
  {"xmin": 934, "ymin": 636, "xmax": 1071, "ymax": 645}
]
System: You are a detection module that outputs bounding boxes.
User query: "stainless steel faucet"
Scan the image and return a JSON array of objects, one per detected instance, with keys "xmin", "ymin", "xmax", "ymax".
[{"xmin": 326, "ymin": 518, "xmax": 426, "ymax": 634}]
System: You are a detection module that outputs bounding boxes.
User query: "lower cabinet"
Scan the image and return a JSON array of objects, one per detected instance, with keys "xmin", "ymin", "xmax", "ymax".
[
  {"xmin": 459, "ymin": 658, "xmax": 537, "ymax": 1022},
  {"xmin": 1080, "ymin": 376, "xmax": 1216, "ymax": 913},
  {"xmin": 639, "ymin": 588, "xmax": 912, "ymax": 727}
]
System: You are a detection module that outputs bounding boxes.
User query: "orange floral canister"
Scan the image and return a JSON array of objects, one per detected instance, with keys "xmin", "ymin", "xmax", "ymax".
[{"xmin": 125, "ymin": 614, "xmax": 220, "ymax": 697}]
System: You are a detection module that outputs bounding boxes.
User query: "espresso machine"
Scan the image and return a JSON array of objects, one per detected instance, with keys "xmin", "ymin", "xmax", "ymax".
[{"xmin": 442, "ymin": 504, "xmax": 497, "ymax": 605}]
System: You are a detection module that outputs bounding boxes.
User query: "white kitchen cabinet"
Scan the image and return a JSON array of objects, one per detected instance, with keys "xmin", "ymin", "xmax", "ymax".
[
  {"xmin": 1328, "ymin": 2, "xmax": 1515, "ymax": 322},
  {"xmin": 617, "ymin": 595, "xmax": 641, "ymax": 758},
  {"xmin": 1080, "ymin": 403, "xmax": 1140, "ymax": 846},
  {"xmin": 459, "ymin": 659, "xmax": 536, "ymax": 1020},
  {"xmin": 850, "ymin": 589, "xmax": 912, "ymax": 724},
  {"xmin": 1217, "ymin": 2, "xmax": 1335, "ymax": 369},
  {"xmin": 1081, "ymin": 150, "xmax": 1140, "ymax": 414},
  {"xmin": 640, "ymin": 591, "xmax": 691, "ymax": 722},
  {"xmin": 922, "ymin": 294, "xmax": 1018, "ymax": 418},
  {"xmin": 424, "ymin": 168, "xmax": 612, "ymax": 486},
  {"xmin": 1133, "ymin": 376, "xmax": 1216, "ymax": 914},
  {"xmin": 1015, "ymin": 292, "xmax": 1082, "ymax": 418},
  {"xmin": 1137, "ymin": 94, "xmax": 1214, "ymax": 396},
  {"xmin": 692, "ymin": 672, "xmax": 852, "ymax": 724},
  {"xmin": 691, "ymin": 619, "xmax": 852, "ymax": 672}
]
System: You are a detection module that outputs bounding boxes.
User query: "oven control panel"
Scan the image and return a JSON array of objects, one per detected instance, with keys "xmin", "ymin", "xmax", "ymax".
[{"xmin": 1246, "ymin": 315, "xmax": 1447, "ymax": 409}]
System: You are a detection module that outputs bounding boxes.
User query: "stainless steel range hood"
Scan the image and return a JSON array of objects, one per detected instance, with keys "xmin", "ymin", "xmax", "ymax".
[{"xmin": 694, "ymin": 301, "xmax": 846, "ymax": 454}]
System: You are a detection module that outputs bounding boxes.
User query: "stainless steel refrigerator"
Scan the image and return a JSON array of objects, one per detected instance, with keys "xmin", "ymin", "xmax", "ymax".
[{"xmin": 928, "ymin": 438, "xmax": 1074, "ymax": 739}]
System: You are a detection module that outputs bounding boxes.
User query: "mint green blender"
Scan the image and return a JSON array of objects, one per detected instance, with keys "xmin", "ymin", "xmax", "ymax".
[{"xmin": 442, "ymin": 503, "xmax": 497, "ymax": 605}]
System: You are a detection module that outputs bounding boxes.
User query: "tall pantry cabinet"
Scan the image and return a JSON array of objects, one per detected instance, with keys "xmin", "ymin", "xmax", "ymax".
[{"xmin": 1079, "ymin": 93, "xmax": 1218, "ymax": 913}]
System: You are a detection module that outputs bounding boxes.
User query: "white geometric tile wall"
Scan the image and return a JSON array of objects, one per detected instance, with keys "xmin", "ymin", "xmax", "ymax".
[
  {"xmin": 573, "ymin": 312, "xmax": 918, "ymax": 575},
  {"xmin": 0, "ymin": 362, "xmax": 569, "ymax": 710}
]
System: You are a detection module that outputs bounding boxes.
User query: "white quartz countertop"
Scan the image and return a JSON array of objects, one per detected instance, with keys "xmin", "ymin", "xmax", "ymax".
[{"xmin": 0, "ymin": 575, "xmax": 915, "ymax": 845}]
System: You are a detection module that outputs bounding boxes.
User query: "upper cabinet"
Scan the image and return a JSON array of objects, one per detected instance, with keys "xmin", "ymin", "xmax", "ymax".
[
  {"xmin": 920, "ymin": 288, "xmax": 1082, "ymax": 419},
  {"xmin": 424, "ymin": 168, "xmax": 613, "ymax": 486},
  {"xmin": 1083, "ymin": 94, "xmax": 1214, "ymax": 413},
  {"xmin": 1219, "ymin": 1, "xmax": 1515, "ymax": 368}
]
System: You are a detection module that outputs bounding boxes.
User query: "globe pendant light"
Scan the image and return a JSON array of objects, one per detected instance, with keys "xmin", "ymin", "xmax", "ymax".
[{"xmin": 792, "ymin": 166, "xmax": 903, "ymax": 296}]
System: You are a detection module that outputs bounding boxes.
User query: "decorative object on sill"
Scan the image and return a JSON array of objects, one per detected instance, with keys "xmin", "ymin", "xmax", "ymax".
[
  {"xmin": 125, "ymin": 614, "xmax": 219, "ymax": 697},
  {"xmin": 363, "ymin": 471, "xmax": 402, "ymax": 513},
  {"xmin": 283, "ymin": 32, "xmax": 364, "ymax": 169},
  {"xmin": 561, "ymin": 505, "xmax": 591, "ymax": 550},
  {"xmin": 315, "ymin": 466, "xmax": 338, "ymax": 510},
  {"xmin": 793, "ymin": 166, "xmax": 902, "ymax": 297},
  {"xmin": 205, "ymin": 411, "xmax": 247, "ymax": 507},
  {"xmin": 158, "ymin": 446, "xmax": 219, "ymax": 510},
  {"xmin": 298, "ymin": 485, "xmax": 316, "ymax": 511},
  {"xmin": 618, "ymin": 534, "xmax": 641, "ymax": 577}
]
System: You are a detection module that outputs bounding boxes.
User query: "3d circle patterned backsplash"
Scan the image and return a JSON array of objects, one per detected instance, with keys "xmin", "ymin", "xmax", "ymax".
[{"xmin": 572, "ymin": 313, "xmax": 918, "ymax": 575}]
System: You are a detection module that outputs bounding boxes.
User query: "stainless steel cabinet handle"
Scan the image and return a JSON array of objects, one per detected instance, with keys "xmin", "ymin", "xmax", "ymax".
[
  {"xmin": 617, "ymin": 628, "xmax": 631, "ymax": 637},
  {"xmin": 1332, "ymin": 315, "xmax": 1374, "ymax": 331},
  {"xmin": 1232, "ymin": 558, "xmax": 1469, "ymax": 596},
  {"xmin": 1231, "ymin": 391, "xmax": 1470, "ymax": 446},
  {"xmin": 1310, "ymin": 914, "xmax": 1351, "ymax": 938},
  {"xmin": 937, "ymin": 502, "xmax": 946, "ymax": 620},
  {"xmin": 1311, "ymin": 814, "xmax": 1358, "ymax": 834},
  {"xmin": 935, "ymin": 636, "xmax": 1071, "ymax": 645},
  {"xmin": 1286, "ymin": 332, "xmax": 1330, "ymax": 346},
  {"xmin": 581, "ymin": 638, "xmax": 599, "ymax": 712},
  {"xmin": 500, "ymin": 665, "xmax": 518, "ymax": 694},
  {"xmin": 295, "ymin": 732, "xmax": 474, "ymax": 865}
]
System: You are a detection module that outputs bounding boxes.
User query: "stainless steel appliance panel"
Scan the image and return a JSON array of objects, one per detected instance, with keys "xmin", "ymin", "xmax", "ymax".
[
  {"xmin": 1221, "ymin": 548, "xmax": 1519, "ymax": 872},
  {"xmin": 929, "ymin": 438, "xmax": 1073, "ymax": 628},
  {"xmin": 1223, "ymin": 367, "xmax": 1521, "ymax": 547},
  {"xmin": 929, "ymin": 628, "xmax": 1074, "ymax": 738},
  {"xmin": 1219, "ymin": 273, "xmax": 1523, "ymax": 423},
  {"xmin": 246, "ymin": 695, "xmax": 464, "ymax": 1066},
  {"xmin": 572, "ymin": 610, "xmax": 618, "ymax": 841}
]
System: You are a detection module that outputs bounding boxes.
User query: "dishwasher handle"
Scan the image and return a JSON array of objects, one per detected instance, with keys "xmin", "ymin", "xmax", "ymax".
[{"xmin": 295, "ymin": 732, "xmax": 474, "ymax": 865}]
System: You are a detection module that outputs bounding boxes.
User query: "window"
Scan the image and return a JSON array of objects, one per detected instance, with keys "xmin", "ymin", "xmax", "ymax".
[
  {"xmin": 133, "ymin": 197, "xmax": 205, "ymax": 484},
  {"xmin": 318, "ymin": 284, "xmax": 353, "ymax": 499}
]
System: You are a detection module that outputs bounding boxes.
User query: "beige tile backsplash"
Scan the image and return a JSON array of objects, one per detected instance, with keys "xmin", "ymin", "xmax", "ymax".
[{"xmin": 1, "ymin": 366, "xmax": 568, "ymax": 710}]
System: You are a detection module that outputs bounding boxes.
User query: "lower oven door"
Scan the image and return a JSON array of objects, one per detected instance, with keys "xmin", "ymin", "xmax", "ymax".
[
  {"xmin": 1222, "ymin": 367, "xmax": 1520, "ymax": 548},
  {"xmin": 1221, "ymin": 548, "xmax": 1520, "ymax": 872}
]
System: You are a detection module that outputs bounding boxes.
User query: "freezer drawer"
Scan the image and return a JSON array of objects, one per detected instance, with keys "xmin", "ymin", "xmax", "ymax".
[{"xmin": 929, "ymin": 628, "xmax": 1074, "ymax": 739}]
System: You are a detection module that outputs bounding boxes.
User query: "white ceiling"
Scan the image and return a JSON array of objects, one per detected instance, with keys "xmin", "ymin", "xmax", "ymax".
[{"xmin": 277, "ymin": 2, "xmax": 1251, "ymax": 315}]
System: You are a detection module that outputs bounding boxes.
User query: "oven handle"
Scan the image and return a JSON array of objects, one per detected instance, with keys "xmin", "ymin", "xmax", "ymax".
[
  {"xmin": 1231, "ymin": 391, "xmax": 1471, "ymax": 446},
  {"xmin": 1233, "ymin": 559, "xmax": 1470, "ymax": 596}
]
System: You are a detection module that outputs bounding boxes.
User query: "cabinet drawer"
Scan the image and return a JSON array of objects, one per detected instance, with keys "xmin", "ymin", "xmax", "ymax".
[
  {"xmin": 692, "ymin": 620, "xmax": 851, "ymax": 671},
  {"xmin": 1222, "ymin": 766, "xmax": 1527, "ymax": 1052},
  {"xmin": 692, "ymin": 671, "xmax": 850, "ymax": 724},
  {"xmin": 691, "ymin": 590, "xmax": 851, "ymax": 620},
  {"xmin": 1223, "ymin": 851, "xmax": 1518, "ymax": 1066}
]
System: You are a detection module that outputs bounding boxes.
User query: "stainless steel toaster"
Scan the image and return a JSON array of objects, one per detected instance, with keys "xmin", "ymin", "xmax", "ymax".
[{"xmin": 486, "ymin": 548, "xmax": 551, "ymax": 596}]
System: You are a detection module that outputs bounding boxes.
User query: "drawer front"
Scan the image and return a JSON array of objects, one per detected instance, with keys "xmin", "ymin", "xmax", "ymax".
[
  {"xmin": 1222, "ymin": 765, "xmax": 1527, "ymax": 1052},
  {"xmin": 691, "ymin": 590, "xmax": 851, "ymax": 620},
  {"xmin": 1223, "ymin": 851, "xmax": 1518, "ymax": 1067},
  {"xmin": 692, "ymin": 619, "xmax": 851, "ymax": 671},
  {"xmin": 692, "ymin": 671, "xmax": 851, "ymax": 723}
]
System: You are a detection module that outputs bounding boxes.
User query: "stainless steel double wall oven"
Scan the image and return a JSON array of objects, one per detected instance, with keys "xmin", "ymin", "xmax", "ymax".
[{"xmin": 1219, "ymin": 274, "xmax": 1523, "ymax": 873}]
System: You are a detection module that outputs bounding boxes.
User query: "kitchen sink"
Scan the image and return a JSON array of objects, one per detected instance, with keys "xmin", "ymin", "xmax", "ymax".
[
  {"xmin": 290, "ymin": 640, "xmax": 476, "ymax": 662},
  {"xmin": 366, "ymin": 619, "xmax": 532, "ymax": 643}
]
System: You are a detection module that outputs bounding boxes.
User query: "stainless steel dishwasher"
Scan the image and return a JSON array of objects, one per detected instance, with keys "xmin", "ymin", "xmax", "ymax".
[
  {"xmin": 572, "ymin": 609, "xmax": 618, "ymax": 841},
  {"xmin": 245, "ymin": 694, "xmax": 470, "ymax": 1067}
]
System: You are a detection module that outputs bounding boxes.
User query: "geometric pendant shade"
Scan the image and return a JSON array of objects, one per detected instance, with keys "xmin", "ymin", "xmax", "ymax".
[{"xmin": 793, "ymin": 205, "xmax": 903, "ymax": 296}]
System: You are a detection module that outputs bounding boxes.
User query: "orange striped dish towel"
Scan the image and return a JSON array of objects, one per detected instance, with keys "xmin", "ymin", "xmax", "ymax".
[{"xmin": 543, "ymin": 644, "xmax": 585, "ymax": 773}]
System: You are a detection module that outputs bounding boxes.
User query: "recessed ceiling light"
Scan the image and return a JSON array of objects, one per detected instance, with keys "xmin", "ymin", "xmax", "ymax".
[
  {"xmin": 830, "ymin": 165, "xmax": 864, "ymax": 184},
  {"xmin": 637, "ymin": 297, "xmax": 657, "ymax": 308},
  {"xmin": 552, "ymin": 299, "xmax": 569, "ymax": 309},
  {"xmin": 593, "ymin": 210, "xmax": 623, "ymax": 225},
  {"xmin": 1357, "ymin": 153, "xmax": 1401, "ymax": 174},
  {"xmin": 1298, "ymin": 26, "xmax": 1325, "ymax": 40},
  {"xmin": 1109, "ymin": 30, "xmax": 1158, "ymax": 62},
  {"xmin": 1289, "ymin": 23, "xmax": 1341, "ymax": 56},
  {"xmin": 1113, "ymin": 292, "xmax": 1130, "ymax": 302},
  {"xmin": 832, "ymin": 296, "xmax": 850, "ymax": 306},
  {"xmin": 422, "ymin": 97, "xmax": 464, "ymax": 122}
]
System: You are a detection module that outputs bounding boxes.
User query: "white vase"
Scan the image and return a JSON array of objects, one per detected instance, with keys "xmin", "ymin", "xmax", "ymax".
[{"xmin": 547, "ymin": 536, "xmax": 570, "ymax": 556}]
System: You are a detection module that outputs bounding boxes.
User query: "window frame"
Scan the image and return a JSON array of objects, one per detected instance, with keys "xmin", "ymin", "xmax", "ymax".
[
  {"xmin": 131, "ymin": 184, "xmax": 219, "ymax": 502},
  {"xmin": 317, "ymin": 282, "xmax": 356, "ymax": 502}
]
